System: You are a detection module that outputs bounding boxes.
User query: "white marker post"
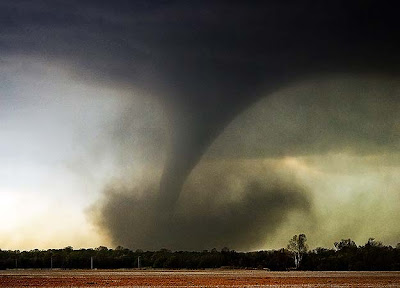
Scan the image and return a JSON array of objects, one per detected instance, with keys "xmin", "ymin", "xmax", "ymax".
[{"xmin": 91, "ymin": 256, "xmax": 94, "ymax": 269}]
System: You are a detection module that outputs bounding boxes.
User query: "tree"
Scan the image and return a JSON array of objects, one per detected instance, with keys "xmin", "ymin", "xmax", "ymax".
[
  {"xmin": 334, "ymin": 239, "xmax": 357, "ymax": 251},
  {"xmin": 221, "ymin": 247, "xmax": 230, "ymax": 253},
  {"xmin": 365, "ymin": 238, "xmax": 383, "ymax": 248},
  {"xmin": 287, "ymin": 234, "xmax": 308, "ymax": 269}
]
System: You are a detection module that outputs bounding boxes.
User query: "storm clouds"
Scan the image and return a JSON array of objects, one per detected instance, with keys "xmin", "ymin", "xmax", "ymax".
[
  {"xmin": 1, "ymin": 1, "xmax": 399, "ymax": 250},
  {"xmin": 89, "ymin": 159, "xmax": 312, "ymax": 251}
]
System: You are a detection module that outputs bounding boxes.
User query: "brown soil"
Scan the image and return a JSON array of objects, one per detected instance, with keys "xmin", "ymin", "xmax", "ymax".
[{"xmin": 0, "ymin": 270, "xmax": 399, "ymax": 287}]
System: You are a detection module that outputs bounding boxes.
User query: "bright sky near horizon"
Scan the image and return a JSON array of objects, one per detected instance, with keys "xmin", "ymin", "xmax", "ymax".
[{"xmin": 0, "ymin": 59, "xmax": 117, "ymax": 250}]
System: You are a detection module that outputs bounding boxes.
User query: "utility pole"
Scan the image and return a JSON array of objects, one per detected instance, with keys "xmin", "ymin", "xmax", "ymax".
[
  {"xmin": 137, "ymin": 256, "xmax": 141, "ymax": 269},
  {"xmin": 90, "ymin": 256, "xmax": 94, "ymax": 269}
]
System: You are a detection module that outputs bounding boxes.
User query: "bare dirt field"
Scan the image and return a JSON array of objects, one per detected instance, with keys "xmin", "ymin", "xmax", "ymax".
[{"xmin": 0, "ymin": 269, "xmax": 399, "ymax": 287}]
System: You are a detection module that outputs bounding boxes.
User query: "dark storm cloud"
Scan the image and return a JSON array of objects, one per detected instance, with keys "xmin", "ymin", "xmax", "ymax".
[{"xmin": 2, "ymin": 1, "xmax": 399, "ymax": 249}]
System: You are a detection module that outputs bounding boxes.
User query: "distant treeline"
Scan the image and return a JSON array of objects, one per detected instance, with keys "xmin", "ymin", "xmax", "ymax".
[{"xmin": 1, "ymin": 238, "xmax": 400, "ymax": 271}]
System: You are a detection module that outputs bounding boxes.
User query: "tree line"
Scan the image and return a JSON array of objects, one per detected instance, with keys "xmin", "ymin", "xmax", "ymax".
[{"xmin": 1, "ymin": 236, "xmax": 399, "ymax": 270}]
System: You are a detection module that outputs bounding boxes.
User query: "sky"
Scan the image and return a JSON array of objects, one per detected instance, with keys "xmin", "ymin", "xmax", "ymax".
[{"xmin": 0, "ymin": 1, "xmax": 399, "ymax": 251}]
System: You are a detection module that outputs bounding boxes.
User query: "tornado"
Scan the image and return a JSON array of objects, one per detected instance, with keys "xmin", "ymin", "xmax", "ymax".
[{"xmin": 2, "ymin": 1, "xmax": 400, "ymax": 249}]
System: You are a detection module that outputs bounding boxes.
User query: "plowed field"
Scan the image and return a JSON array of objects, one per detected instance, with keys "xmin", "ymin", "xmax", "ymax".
[{"xmin": 1, "ymin": 270, "xmax": 399, "ymax": 287}]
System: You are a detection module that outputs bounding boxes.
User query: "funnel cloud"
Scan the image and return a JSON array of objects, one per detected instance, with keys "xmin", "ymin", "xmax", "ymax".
[{"xmin": 1, "ymin": 1, "xmax": 399, "ymax": 250}]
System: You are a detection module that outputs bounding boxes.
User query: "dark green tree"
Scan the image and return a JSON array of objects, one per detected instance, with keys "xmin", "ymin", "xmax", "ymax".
[{"xmin": 334, "ymin": 239, "xmax": 357, "ymax": 251}]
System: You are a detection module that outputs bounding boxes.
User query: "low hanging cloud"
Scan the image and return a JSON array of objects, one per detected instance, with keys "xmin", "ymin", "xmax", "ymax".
[{"xmin": 89, "ymin": 160, "xmax": 312, "ymax": 251}]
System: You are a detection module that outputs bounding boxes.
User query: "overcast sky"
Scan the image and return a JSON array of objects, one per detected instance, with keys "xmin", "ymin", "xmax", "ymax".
[{"xmin": 1, "ymin": 1, "xmax": 399, "ymax": 251}]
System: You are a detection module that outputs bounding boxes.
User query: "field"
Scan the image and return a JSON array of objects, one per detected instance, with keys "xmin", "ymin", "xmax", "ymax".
[{"xmin": 1, "ymin": 270, "xmax": 400, "ymax": 287}]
